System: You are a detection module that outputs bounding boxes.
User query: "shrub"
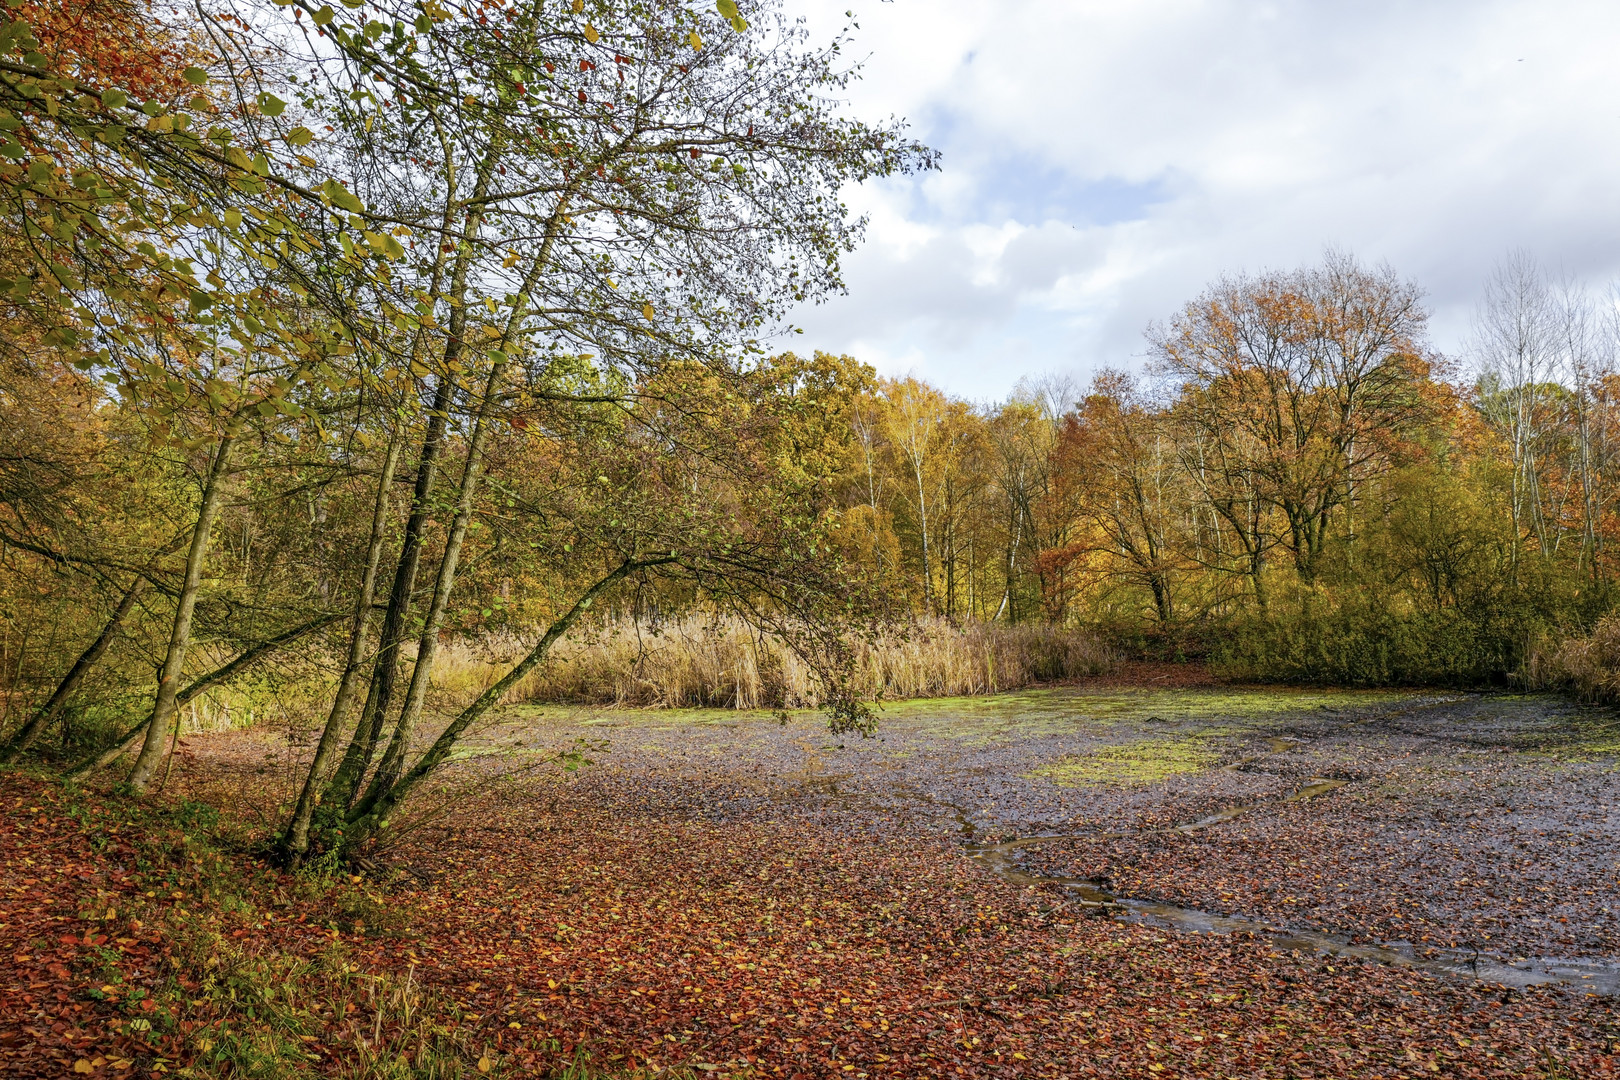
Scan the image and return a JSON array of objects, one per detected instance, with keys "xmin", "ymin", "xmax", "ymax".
[{"xmin": 1209, "ymin": 598, "xmax": 1549, "ymax": 687}]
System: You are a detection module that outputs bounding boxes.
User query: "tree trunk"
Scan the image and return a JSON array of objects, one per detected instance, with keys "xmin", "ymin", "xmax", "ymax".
[
  {"xmin": 344, "ymin": 558, "xmax": 658, "ymax": 848},
  {"xmin": 322, "ymin": 379, "xmax": 455, "ymax": 809},
  {"xmin": 322, "ymin": 153, "xmax": 503, "ymax": 809},
  {"xmin": 69, "ymin": 610, "xmax": 345, "ymax": 782},
  {"xmin": 282, "ymin": 431, "xmax": 404, "ymax": 863},
  {"xmin": 914, "ymin": 458, "xmax": 933, "ymax": 612},
  {"xmin": 346, "ymin": 181, "xmax": 575, "ymax": 823},
  {"xmin": 1, "ymin": 575, "xmax": 144, "ymax": 764},
  {"xmin": 127, "ymin": 433, "xmax": 236, "ymax": 794},
  {"xmin": 351, "ymin": 360, "xmax": 509, "ymax": 819}
]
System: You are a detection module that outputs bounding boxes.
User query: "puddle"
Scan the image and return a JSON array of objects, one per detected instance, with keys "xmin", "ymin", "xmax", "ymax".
[{"xmin": 962, "ymin": 778, "xmax": 1620, "ymax": 997}]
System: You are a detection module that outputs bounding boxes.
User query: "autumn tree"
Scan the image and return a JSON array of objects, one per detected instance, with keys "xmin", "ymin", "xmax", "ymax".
[
  {"xmin": 246, "ymin": 0, "xmax": 933, "ymax": 859},
  {"xmin": 1152, "ymin": 252, "xmax": 1432, "ymax": 586},
  {"xmin": 1044, "ymin": 372, "xmax": 1182, "ymax": 623}
]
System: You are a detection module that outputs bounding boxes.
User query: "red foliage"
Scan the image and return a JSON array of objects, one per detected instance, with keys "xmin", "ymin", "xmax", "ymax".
[
  {"xmin": 2, "ymin": 762, "xmax": 1613, "ymax": 1078},
  {"xmin": 17, "ymin": 0, "xmax": 191, "ymax": 100}
]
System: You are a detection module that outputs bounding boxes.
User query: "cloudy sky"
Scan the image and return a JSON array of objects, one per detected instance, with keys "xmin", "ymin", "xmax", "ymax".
[{"xmin": 779, "ymin": 0, "xmax": 1620, "ymax": 403}]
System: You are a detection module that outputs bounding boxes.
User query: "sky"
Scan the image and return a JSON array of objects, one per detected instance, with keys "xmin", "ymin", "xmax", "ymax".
[{"xmin": 778, "ymin": 0, "xmax": 1620, "ymax": 404}]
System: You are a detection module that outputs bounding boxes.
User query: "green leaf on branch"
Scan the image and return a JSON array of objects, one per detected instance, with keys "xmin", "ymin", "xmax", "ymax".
[
  {"xmin": 257, "ymin": 93, "xmax": 286, "ymax": 117},
  {"xmin": 716, "ymin": 0, "xmax": 747, "ymax": 31},
  {"xmin": 322, "ymin": 179, "xmax": 364, "ymax": 213},
  {"xmin": 182, "ymin": 66, "xmax": 208, "ymax": 85}
]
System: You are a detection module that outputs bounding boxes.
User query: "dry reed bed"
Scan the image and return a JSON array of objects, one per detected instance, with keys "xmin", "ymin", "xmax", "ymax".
[
  {"xmin": 1525, "ymin": 615, "xmax": 1620, "ymax": 703},
  {"xmin": 431, "ymin": 616, "xmax": 1119, "ymax": 710}
]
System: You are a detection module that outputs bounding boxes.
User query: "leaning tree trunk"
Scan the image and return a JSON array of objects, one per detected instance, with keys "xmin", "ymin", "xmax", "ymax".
[
  {"xmin": 323, "ymin": 153, "xmax": 504, "ymax": 809},
  {"xmin": 346, "ymin": 182, "xmax": 576, "ymax": 824},
  {"xmin": 350, "ymin": 359, "xmax": 509, "ymax": 820},
  {"xmin": 69, "ymin": 610, "xmax": 345, "ymax": 782},
  {"xmin": 1, "ymin": 575, "xmax": 145, "ymax": 764},
  {"xmin": 127, "ymin": 433, "xmax": 236, "ymax": 794},
  {"xmin": 281, "ymin": 431, "xmax": 404, "ymax": 864},
  {"xmin": 343, "ymin": 558, "xmax": 662, "ymax": 849},
  {"xmin": 322, "ymin": 379, "xmax": 454, "ymax": 810}
]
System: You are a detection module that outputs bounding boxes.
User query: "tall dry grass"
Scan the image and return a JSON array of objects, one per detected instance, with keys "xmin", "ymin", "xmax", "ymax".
[
  {"xmin": 430, "ymin": 616, "xmax": 1120, "ymax": 710},
  {"xmin": 1523, "ymin": 616, "xmax": 1620, "ymax": 703}
]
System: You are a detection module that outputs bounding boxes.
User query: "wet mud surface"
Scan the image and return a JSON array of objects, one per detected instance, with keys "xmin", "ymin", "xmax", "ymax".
[
  {"xmin": 163, "ymin": 685, "xmax": 1620, "ymax": 1077},
  {"xmin": 467, "ymin": 688, "xmax": 1620, "ymax": 992}
]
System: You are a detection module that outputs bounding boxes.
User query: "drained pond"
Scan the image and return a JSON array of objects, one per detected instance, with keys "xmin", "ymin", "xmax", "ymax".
[
  {"xmin": 171, "ymin": 682, "xmax": 1620, "ymax": 1076},
  {"xmin": 454, "ymin": 686, "xmax": 1620, "ymax": 996}
]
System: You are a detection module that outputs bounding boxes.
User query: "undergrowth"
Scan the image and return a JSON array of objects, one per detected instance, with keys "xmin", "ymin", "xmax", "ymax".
[
  {"xmin": 51, "ymin": 783, "xmax": 682, "ymax": 1079},
  {"xmin": 1208, "ymin": 599, "xmax": 1548, "ymax": 686}
]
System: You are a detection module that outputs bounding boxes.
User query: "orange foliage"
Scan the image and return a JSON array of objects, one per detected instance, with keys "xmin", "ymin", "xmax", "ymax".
[{"xmin": 17, "ymin": 0, "xmax": 191, "ymax": 99}]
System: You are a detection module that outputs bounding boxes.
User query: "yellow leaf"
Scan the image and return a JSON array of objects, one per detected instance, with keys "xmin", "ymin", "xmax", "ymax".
[
  {"xmin": 571, "ymin": 0, "xmax": 581, "ymax": 9},
  {"xmin": 477, "ymin": 1056, "xmax": 493, "ymax": 1073},
  {"xmin": 642, "ymin": 303, "xmax": 655, "ymax": 320},
  {"xmin": 583, "ymin": 23, "xmax": 599, "ymax": 43},
  {"xmin": 74, "ymin": 1062, "xmax": 93, "ymax": 1075},
  {"xmin": 688, "ymin": 30, "xmax": 702, "ymax": 50}
]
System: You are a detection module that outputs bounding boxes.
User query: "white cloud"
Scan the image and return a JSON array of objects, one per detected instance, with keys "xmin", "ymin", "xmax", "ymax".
[{"xmin": 781, "ymin": 0, "xmax": 1620, "ymax": 401}]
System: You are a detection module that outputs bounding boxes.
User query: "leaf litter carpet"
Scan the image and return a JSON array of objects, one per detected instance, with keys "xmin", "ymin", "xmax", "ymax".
[{"xmin": 5, "ymin": 685, "xmax": 1618, "ymax": 1077}]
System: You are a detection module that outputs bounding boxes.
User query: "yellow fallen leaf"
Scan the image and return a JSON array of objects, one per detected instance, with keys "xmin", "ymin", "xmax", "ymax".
[
  {"xmin": 74, "ymin": 1062, "xmax": 93, "ymax": 1075},
  {"xmin": 478, "ymin": 1055, "xmax": 492, "ymax": 1073}
]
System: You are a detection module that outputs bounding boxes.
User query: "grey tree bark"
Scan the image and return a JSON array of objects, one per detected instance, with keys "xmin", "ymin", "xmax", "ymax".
[
  {"xmin": 128, "ymin": 433, "xmax": 236, "ymax": 794},
  {"xmin": 282, "ymin": 430, "xmax": 404, "ymax": 863}
]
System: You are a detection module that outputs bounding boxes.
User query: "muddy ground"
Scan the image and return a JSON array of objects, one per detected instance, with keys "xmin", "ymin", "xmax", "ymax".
[
  {"xmin": 161, "ymin": 683, "xmax": 1620, "ymax": 1077},
  {"xmin": 300, "ymin": 685, "xmax": 1601, "ymax": 982},
  {"xmin": 187, "ymin": 685, "xmax": 1620, "ymax": 975}
]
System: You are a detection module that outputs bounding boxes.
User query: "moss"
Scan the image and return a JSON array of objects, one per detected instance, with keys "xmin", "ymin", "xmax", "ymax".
[
  {"xmin": 489, "ymin": 688, "xmax": 1436, "ymax": 762},
  {"xmin": 873, "ymin": 687, "xmax": 1423, "ymax": 746},
  {"xmin": 1514, "ymin": 711, "xmax": 1620, "ymax": 761},
  {"xmin": 1030, "ymin": 739, "xmax": 1217, "ymax": 787}
]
